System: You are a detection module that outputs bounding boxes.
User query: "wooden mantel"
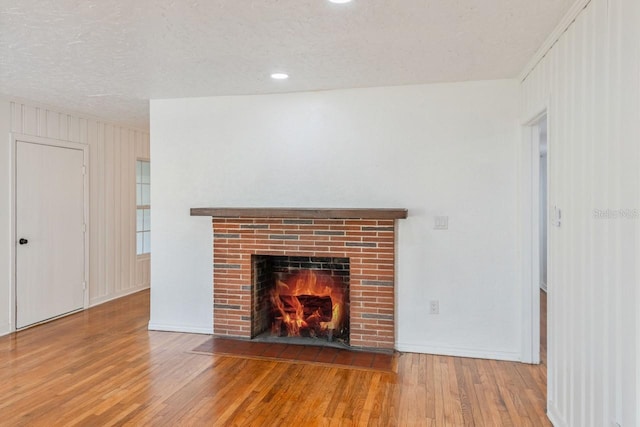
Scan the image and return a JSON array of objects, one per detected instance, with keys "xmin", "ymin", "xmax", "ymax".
[{"xmin": 190, "ymin": 207, "xmax": 408, "ymax": 220}]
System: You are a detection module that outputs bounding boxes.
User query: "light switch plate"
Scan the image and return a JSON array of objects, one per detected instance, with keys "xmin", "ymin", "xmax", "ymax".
[
  {"xmin": 551, "ymin": 206, "xmax": 562, "ymax": 227},
  {"xmin": 434, "ymin": 216, "xmax": 448, "ymax": 230},
  {"xmin": 429, "ymin": 300, "xmax": 439, "ymax": 314}
]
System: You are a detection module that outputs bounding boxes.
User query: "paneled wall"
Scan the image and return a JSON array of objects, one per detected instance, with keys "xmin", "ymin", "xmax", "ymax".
[
  {"xmin": 8, "ymin": 99, "xmax": 150, "ymax": 307},
  {"xmin": 520, "ymin": 0, "xmax": 639, "ymax": 425}
]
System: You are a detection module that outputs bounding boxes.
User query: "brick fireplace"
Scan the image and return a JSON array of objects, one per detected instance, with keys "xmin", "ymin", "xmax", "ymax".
[{"xmin": 190, "ymin": 208, "xmax": 407, "ymax": 350}]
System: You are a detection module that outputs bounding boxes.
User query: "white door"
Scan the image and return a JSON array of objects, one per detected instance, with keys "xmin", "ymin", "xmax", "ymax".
[{"xmin": 16, "ymin": 140, "xmax": 85, "ymax": 329}]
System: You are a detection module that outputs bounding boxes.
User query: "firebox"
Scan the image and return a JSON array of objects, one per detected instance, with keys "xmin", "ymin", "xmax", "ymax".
[{"xmin": 252, "ymin": 256, "xmax": 350, "ymax": 345}]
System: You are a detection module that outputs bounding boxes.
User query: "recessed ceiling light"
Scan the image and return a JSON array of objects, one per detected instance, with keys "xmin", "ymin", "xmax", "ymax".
[
  {"xmin": 328, "ymin": 0, "xmax": 352, "ymax": 3},
  {"xmin": 270, "ymin": 73, "xmax": 289, "ymax": 80}
]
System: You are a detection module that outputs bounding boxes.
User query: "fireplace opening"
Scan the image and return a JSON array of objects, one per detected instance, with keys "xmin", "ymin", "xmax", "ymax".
[{"xmin": 252, "ymin": 256, "xmax": 350, "ymax": 345}]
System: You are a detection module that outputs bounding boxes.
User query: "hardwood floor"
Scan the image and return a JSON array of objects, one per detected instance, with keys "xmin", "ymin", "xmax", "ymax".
[{"xmin": 0, "ymin": 290, "xmax": 549, "ymax": 426}]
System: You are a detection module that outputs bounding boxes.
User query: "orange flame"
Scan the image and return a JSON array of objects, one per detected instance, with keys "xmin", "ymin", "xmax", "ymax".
[{"xmin": 270, "ymin": 270, "xmax": 345, "ymax": 338}]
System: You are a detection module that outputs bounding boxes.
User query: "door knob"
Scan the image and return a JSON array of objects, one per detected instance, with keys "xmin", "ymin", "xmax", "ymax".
[{"xmin": 19, "ymin": 238, "xmax": 28, "ymax": 245}]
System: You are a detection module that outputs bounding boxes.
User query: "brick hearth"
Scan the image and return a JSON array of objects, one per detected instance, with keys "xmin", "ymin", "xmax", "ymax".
[{"xmin": 192, "ymin": 208, "xmax": 407, "ymax": 350}]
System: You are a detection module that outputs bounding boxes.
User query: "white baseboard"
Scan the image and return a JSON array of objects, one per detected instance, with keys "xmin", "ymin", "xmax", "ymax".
[
  {"xmin": 89, "ymin": 285, "xmax": 149, "ymax": 308},
  {"xmin": 147, "ymin": 322, "xmax": 213, "ymax": 335},
  {"xmin": 0, "ymin": 325, "xmax": 11, "ymax": 338},
  {"xmin": 546, "ymin": 402, "xmax": 566, "ymax": 427},
  {"xmin": 0, "ymin": 288, "xmax": 149, "ymax": 338},
  {"xmin": 395, "ymin": 342, "xmax": 521, "ymax": 362}
]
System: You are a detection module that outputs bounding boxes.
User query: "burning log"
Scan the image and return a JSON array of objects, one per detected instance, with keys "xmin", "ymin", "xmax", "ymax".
[
  {"xmin": 297, "ymin": 295, "xmax": 332, "ymax": 321},
  {"xmin": 269, "ymin": 270, "xmax": 346, "ymax": 340},
  {"xmin": 272, "ymin": 295, "xmax": 333, "ymax": 337}
]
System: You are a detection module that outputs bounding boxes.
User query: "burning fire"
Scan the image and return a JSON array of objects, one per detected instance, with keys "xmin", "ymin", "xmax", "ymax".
[{"xmin": 270, "ymin": 270, "xmax": 345, "ymax": 339}]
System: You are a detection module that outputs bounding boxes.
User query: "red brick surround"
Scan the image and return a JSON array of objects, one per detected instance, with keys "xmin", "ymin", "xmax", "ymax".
[{"xmin": 211, "ymin": 216, "xmax": 400, "ymax": 350}]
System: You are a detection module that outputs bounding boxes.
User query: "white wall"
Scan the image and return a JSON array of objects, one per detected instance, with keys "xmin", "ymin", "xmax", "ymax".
[
  {"xmin": 521, "ymin": 0, "xmax": 639, "ymax": 425},
  {"xmin": 0, "ymin": 98, "xmax": 150, "ymax": 336},
  {"xmin": 150, "ymin": 79, "xmax": 523, "ymax": 359}
]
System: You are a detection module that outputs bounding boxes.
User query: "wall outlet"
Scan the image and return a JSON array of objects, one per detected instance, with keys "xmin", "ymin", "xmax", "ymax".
[{"xmin": 429, "ymin": 300, "xmax": 439, "ymax": 314}]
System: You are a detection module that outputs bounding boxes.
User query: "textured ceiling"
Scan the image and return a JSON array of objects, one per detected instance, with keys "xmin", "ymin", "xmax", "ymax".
[{"xmin": 0, "ymin": 0, "xmax": 574, "ymax": 128}]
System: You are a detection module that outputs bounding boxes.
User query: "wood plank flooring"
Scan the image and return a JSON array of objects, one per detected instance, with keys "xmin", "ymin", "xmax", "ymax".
[{"xmin": 0, "ymin": 290, "xmax": 549, "ymax": 426}]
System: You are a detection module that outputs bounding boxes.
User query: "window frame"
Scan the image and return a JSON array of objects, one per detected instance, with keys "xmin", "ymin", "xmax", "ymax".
[{"xmin": 136, "ymin": 158, "xmax": 151, "ymax": 257}]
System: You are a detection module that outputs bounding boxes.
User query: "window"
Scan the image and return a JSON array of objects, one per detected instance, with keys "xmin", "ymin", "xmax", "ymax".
[{"xmin": 136, "ymin": 160, "xmax": 150, "ymax": 255}]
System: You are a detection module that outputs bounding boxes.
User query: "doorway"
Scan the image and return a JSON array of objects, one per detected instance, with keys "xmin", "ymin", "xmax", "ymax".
[
  {"xmin": 13, "ymin": 136, "xmax": 88, "ymax": 329},
  {"xmin": 537, "ymin": 116, "xmax": 549, "ymax": 372},
  {"xmin": 521, "ymin": 112, "xmax": 549, "ymax": 366},
  {"xmin": 539, "ymin": 117, "xmax": 548, "ymax": 293}
]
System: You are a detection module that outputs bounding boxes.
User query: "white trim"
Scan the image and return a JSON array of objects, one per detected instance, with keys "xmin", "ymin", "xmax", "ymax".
[
  {"xmin": 10, "ymin": 308, "xmax": 84, "ymax": 332},
  {"xmin": 9, "ymin": 132, "xmax": 16, "ymax": 333},
  {"xmin": 135, "ymin": 159, "xmax": 151, "ymax": 256},
  {"xmin": 518, "ymin": 0, "xmax": 592, "ymax": 82},
  {"xmin": 82, "ymin": 143, "xmax": 90, "ymax": 309},
  {"xmin": 148, "ymin": 322, "xmax": 213, "ymax": 335},
  {"xmin": 10, "ymin": 133, "xmax": 90, "ymax": 331},
  {"xmin": 547, "ymin": 402, "xmax": 567, "ymax": 427},
  {"xmin": 520, "ymin": 110, "xmax": 549, "ymax": 365},
  {"xmin": 0, "ymin": 288, "xmax": 150, "ymax": 337},
  {"xmin": 395, "ymin": 342, "xmax": 521, "ymax": 362},
  {"xmin": 89, "ymin": 285, "xmax": 149, "ymax": 308},
  {"xmin": 11, "ymin": 133, "xmax": 89, "ymax": 153},
  {"xmin": 522, "ymin": 107, "xmax": 549, "ymax": 127},
  {"xmin": 637, "ymin": 76, "xmax": 640, "ymax": 427}
]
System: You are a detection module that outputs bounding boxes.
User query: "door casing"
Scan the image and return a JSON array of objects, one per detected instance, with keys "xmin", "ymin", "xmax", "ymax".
[
  {"xmin": 520, "ymin": 107, "xmax": 548, "ymax": 365},
  {"xmin": 10, "ymin": 133, "xmax": 90, "ymax": 331}
]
